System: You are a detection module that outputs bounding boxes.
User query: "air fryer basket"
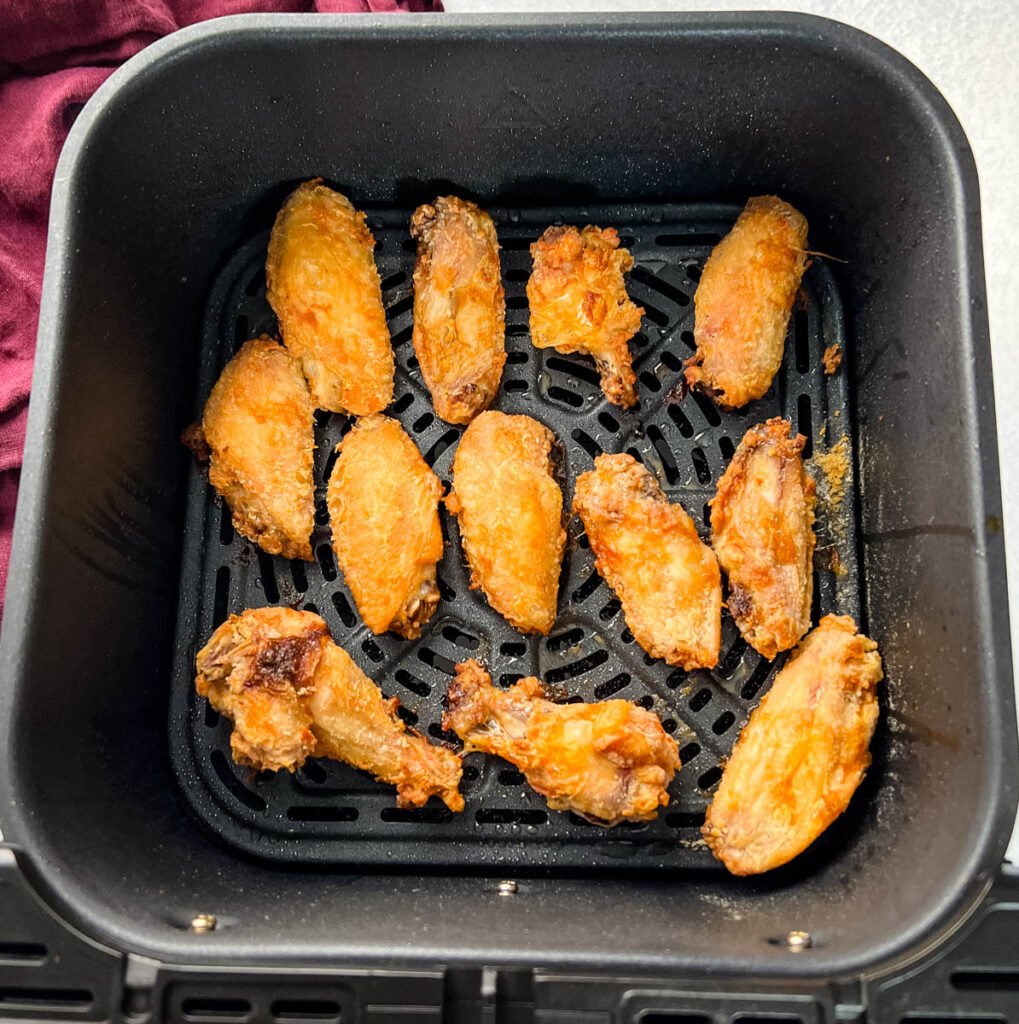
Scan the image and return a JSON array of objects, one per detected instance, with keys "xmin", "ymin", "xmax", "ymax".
[
  {"xmin": 0, "ymin": 11, "xmax": 1015, "ymax": 1015},
  {"xmin": 174, "ymin": 203, "xmax": 857, "ymax": 869}
]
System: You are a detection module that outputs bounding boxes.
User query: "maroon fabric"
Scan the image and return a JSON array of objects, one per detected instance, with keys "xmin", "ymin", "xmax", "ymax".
[{"xmin": 0, "ymin": 0, "xmax": 438, "ymax": 617}]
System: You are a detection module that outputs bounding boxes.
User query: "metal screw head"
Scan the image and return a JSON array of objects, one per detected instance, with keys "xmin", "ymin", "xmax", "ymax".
[
  {"xmin": 497, "ymin": 880, "xmax": 518, "ymax": 896},
  {"xmin": 190, "ymin": 913, "xmax": 217, "ymax": 933},
  {"xmin": 785, "ymin": 930, "xmax": 812, "ymax": 952}
]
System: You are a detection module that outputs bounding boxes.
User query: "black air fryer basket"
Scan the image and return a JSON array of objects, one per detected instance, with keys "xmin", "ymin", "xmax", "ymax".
[{"xmin": 1, "ymin": 13, "xmax": 1017, "ymax": 1023}]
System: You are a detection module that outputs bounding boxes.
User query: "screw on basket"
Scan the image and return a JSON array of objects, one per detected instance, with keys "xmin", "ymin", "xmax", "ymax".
[
  {"xmin": 189, "ymin": 913, "xmax": 218, "ymax": 933},
  {"xmin": 785, "ymin": 930, "xmax": 812, "ymax": 952},
  {"xmin": 497, "ymin": 880, "xmax": 519, "ymax": 896}
]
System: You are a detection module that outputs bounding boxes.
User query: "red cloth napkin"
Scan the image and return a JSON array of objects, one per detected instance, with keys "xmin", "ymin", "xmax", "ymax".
[{"xmin": 0, "ymin": 0, "xmax": 439, "ymax": 618}]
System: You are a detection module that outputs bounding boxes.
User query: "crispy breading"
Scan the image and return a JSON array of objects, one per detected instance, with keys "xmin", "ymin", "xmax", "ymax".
[
  {"xmin": 573, "ymin": 453, "xmax": 721, "ymax": 670},
  {"xmin": 685, "ymin": 196, "xmax": 808, "ymax": 408},
  {"xmin": 195, "ymin": 336, "xmax": 314, "ymax": 561},
  {"xmin": 446, "ymin": 411, "xmax": 565, "ymax": 635},
  {"xmin": 702, "ymin": 615, "xmax": 882, "ymax": 875},
  {"xmin": 444, "ymin": 660, "xmax": 679, "ymax": 824},
  {"xmin": 711, "ymin": 418, "xmax": 816, "ymax": 658},
  {"xmin": 410, "ymin": 196, "xmax": 506, "ymax": 424},
  {"xmin": 327, "ymin": 415, "xmax": 444, "ymax": 638},
  {"xmin": 527, "ymin": 224, "xmax": 643, "ymax": 407},
  {"xmin": 266, "ymin": 179, "xmax": 394, "ymax": 414}
]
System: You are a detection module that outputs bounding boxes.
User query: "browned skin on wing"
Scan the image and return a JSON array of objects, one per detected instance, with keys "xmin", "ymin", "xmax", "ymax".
[
  {"xmin": 527, "ymin": 225, "xmax": 644, "ymax": 408},
  {"xmin": 195, "ymin": 608, "xmax": 464, "ymax": 810},
  {"xmin": 711, "ymin": 418, "xmax": 816, "ymax": 658},
  {"xmin": 195, "ymin": 607, "xmax": 328, "ymax": 772},
  {"xmin": 308, "ymin": 643, "xmax": 464, "ymax": 811},
  {"xmin": 573, "ymin": 454, "xmax": 721, "ymax": 670},
  {"xmin": 327, "ymin": 415, "xmax": 444, "ymax": 639},
  {"xmin": 685, "ymin": 196, "xmax": 808, "ymax": 408},
  {"xmin": 446, "ymin": 411, "xmax": 565, "ymax": 635},
  {"xmin": 703, "ymin": 615, "xmax": 882, "ymax": 875},
  {"xmin": 266, "ymin": 179, "xmax": 394, "ymax": 414},
  {"xmin": 444, "ymin": 660, "xmax": 679, "ymax": 824},
  {"xmin": 196, "ymin": 337, "xmax": 315, "ymax": 560},
  {"xmin": 410, "ymin": 196, "xmax": 506, "ymax": 424}
]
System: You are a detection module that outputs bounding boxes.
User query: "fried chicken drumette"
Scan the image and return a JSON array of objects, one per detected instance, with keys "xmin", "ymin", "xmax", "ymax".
[
  {"xmin": 446, "ymin": 411, "xmax": 566, "ymax": 635},
  {"xmin": 196, "ymin": 608, "xmax": 463, "ymax": 810},
  {"xmin": 444, "ymin": 660, "xmax": 679, "ymax": 824},
  {"xmin": 685, "ymin": 196, "xmax": 808, "ymax": 408},
  {"xmin": 702, "ymin": 615, "xmax": 883, "ymax": 875},
  {"xmin": 527, "ymin": 224, "xmax": 644, "ymax": 408},
  {"xmin": 711, "ymin": 417, "xmax": 816, "ymax": 658},
  {"xmin": 327, "ymin": 415, "xmax": 444, "ymax": 639},
  {"xmin": 410, "ymin": 196, "xmax": 506, "ymax": 424},
  {"xmin": 188, "ymin": 336, "xmax": 315, "ymax": 561},
  {"xmin": 266, "ymin": 179, "xmax": 394, "ymax": 415},
  {"xmin": 573, "ymin": 454, "xmax": 721, "ymax": 670}
]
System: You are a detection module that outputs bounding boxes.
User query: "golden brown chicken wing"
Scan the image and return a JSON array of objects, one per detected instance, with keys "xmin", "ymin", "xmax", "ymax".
[
  {"xmin": 196, "ymin": 608, "xmax": 464, "ymax": 810},
  {"xmin": 710, "ymin": 418, "xmax": 816, "ymax": 658},
  {"xmin": 190, "ymin": 336, "xmax": 315, "ymax": 561},
  {"xmin": 685, "ymin": 196, "xmax": 808, "ymax": 408},
  {"xmin": 444, "ymin": 660, "xmax": 679, "ymax": 824},
  {"xmin": 327, "ymin": 415, "xmax": 444, "ymax": 638},
  {"xmin": 702, "ymin": 615, "xmax": 882, "ymax": 875},
  {"xmin": 266, "ymin": 179, "xmax": 394, "ymax": 415},
  {"xmin": 527, "ymin": 225, "xmax": 644, "ymax": 408},
  {"xmin": 573, "ymin": 454, "xmax": 721, "ymax": 670},
  {"xmin": 196, "ymin": 606, "xmax": 328, "ymax": 772},
  {"xmin": 308, "ymin": 642, "xmax": 464, "ymax": 811},
  {"xmin": 446, "ymin": 411, "xmax": 565, "ymax": 634},
  {"xmin": 410, "ymin": 196, "xmax": 506, "ymax": 424}
]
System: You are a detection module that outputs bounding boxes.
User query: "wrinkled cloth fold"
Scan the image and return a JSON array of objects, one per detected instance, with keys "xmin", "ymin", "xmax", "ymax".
[{"xmin": 0, "ymin": 0, "xmax": 439, "ymax": 615}]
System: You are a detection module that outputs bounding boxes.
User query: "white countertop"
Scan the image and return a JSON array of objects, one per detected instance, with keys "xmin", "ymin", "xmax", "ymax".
[{"xmin": 445, "ymin": 0, "xmax": 1019, "ymax": 861}]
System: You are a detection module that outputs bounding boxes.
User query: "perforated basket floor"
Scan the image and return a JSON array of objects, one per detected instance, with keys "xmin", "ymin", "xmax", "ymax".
[{"xmin": 170, "ymin": 201, "xmax": 858, "ymax": 870}]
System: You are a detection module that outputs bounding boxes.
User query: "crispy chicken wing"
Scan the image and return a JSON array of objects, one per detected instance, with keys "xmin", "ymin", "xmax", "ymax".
[
  {"xmin": 410, "ymin": 196, "xmax": 506, "ymax": 424},
  {"xmin": 711, "ymin": 418, "xmax": 816, "ymax": 658},
  {"xmin": 266, "ymin": 179, "xmax": 394, "ymax": 415},
  {"xmin": 446, "ymin": 411, "xmax": 565, "ymax": 635},
  {"xmin": 308, "ymin": 642, "xmax": 464, "ymax": 811},
  {"xmin": 703, "ymin": 615, "xmax": 883, "ymax": 875},
  {"xmin": 527, "ymin": 225, "xmax": 644, "ymax": 408},
  {"xmin": 196, "ymin": 607, "xmax": 328, "ymax": 772},
  {"xmin": 573, "ymin": 454, "xmax": 721, "ymax": 670},
  {"xmin": 190, "ymin": 336, "xmax": 315, "ymax": 560},
  {"xmin": 327, "ymin": 415, "xmax": 444, "ymax": 638},
  {"xmin": 196, "ymin": 608, "xmax": 464, "ymax": 809},
  {"xmin": 685, "ymin": 196, "xmax": 808, "ymax": 408},
  {"xmin": 444, "ymin": 660, "xmax": 679, "ymax": 824}
]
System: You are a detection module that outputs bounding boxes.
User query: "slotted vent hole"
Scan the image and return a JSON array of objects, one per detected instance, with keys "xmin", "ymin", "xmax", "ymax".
[{"xmin": 594, "ymin": 673, "xmax": 631, "ymax": 699}]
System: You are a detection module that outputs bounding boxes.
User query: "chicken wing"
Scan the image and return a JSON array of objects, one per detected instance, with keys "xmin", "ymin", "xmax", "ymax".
[
  {"xmin": 527, "ymin": 225, "xmax": 644, "ymax": 408},
  {"xmin": 410, "ymin": 196, "xmax": 506, "ymax": 424},
  {"xmin": 685, "ymin": 196, "xmax": 808, "ymax": 408},
  {"xmin": 446, "ymin": 411, "xmax": 565, "ymax": 634},
  {"xmin": 444, "ymin": 660, "xmax": 679, "ymax": 824},
  {"xmin": 307, "ymin": 642, "xmax": 464, "ymax": 811},
  {"xmin": 327, "ymin": 414, "xmax": 444, "ymax": 638},
  {"xmin": 266, "ymin": 179, "xmax": 394, "ymax": 415},
  {"xmin": 710, "ymin": 418, "xmax": 816, "ymax": 658},
  {"xmin": 196, "ymin": 608, "xmax": 464, "ymax": 810},
  {"xmin": 196, "ymin": 607, "xmax": 328, "ymax": 772},
  {"xmin": 189, "ymin": 336, "xmax": 315, "ymax": 560},
  {"xmin": 702, "ymin": 614, "xmax": 883, "ymax": 875},
  {"xmin": 572, "ymin": 454, "xmax": 721, "ymax": 670}
]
